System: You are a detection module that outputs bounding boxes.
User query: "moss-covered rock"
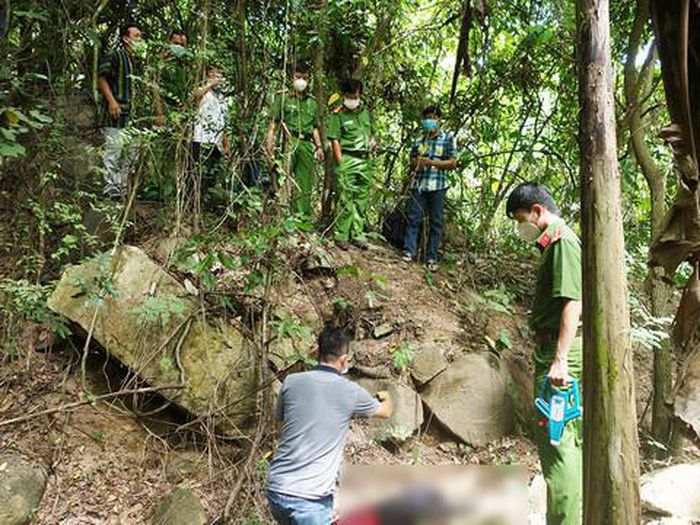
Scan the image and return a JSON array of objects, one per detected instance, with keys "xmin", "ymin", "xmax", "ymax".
[{"xmin": 47, "ymin": 246, "xmax": 257, "ymax": 437}]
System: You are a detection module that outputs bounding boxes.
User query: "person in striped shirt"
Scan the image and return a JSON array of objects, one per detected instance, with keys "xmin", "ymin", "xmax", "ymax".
[
  {"xmin": 97, "ymin": 23, "xmax": 143, "ymax": 199},
  {"xmin": 402, "ymin": 105, "xmax": 458, "ymax": 271}
]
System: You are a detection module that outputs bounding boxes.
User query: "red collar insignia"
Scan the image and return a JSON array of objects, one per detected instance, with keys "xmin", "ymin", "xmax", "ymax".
[{"xmin": 537, "ymin": 227, "xmax": 562, "ymax": 250}]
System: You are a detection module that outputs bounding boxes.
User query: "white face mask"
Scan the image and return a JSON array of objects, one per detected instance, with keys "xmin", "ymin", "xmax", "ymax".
[
  {"xmin": 292, "ymin": 78, "xmax": 308, "ymax": 92},
  {"xmin": 344, "ymin": 98, "xmax": 360, "ymax": 110},
  {"xmin": 516, "ymin": 221, "xmax": 541, "ymax": 243}
]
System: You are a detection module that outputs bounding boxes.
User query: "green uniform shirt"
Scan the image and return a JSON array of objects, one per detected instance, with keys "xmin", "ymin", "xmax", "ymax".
[
  {"xmin": 530, "ymin": 219, "xmax": 582, "ymax": 332},
  {"xmin": 270, "ymin": 92, "xmax": 317, "ymax": 137},
  {"xmin": 327, "ymin": 106, "xmax": 372, "ymax": 152},
  {"xmin": 160, "ymin": 57, "xmax": 191, "ymax": 109}
]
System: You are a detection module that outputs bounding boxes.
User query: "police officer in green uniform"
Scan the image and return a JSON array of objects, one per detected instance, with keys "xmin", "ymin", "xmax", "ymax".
[
  {"xmin": 506, "ymin": 182, "xmax": 582, "ymax": 525},
  {"xmin": 327, "ymin": 78, "xmax": 373, "ymax": 249},
  {"xmin": 265, "ymin": 61, "xmax": 325, "ymax": 216}
]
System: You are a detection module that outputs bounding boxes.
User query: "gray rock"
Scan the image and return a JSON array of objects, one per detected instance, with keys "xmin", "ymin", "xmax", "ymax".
[
  {"xmin": 356, "ymin": 379, "xmax": 423, "ymax": 442},
  {"xmin": 152, "ymin": 487, "xmax": 207, "ymax": 525},
  {"xmin": 372, "ymin": 323, "xmax": 394, "ymax": 339},
  {"xmin": 641, "ymin": 464, "xmax": 700, "ymax": 519},
  {"xmin": 47, "ymin": 246, "xmax": 257, "ymax": 437},
  {"xmin": 0, "ymin": 454, "xmax": 47, "ymax": 525},
  {"xmin": 410, "ymin": 345, "xmax": 447, "ymax": 385},
  {"xmin": 420, "ymin": 352, "xmax": 514, "ymax": 445}
]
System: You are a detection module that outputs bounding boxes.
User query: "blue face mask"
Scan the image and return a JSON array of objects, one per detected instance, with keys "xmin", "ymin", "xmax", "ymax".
[{"xmin": 422, "ymin": 118, "xmax": 437, "ymax": 131}]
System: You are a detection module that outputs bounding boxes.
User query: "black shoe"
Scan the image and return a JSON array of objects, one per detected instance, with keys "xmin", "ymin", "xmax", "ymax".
[{"xmin": 335, "ymin": 240, "xmax": 350, "ymax": 251}]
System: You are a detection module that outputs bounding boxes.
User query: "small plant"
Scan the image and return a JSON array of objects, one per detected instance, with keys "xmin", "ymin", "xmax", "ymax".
[
  {"xmin": 90, "ymin": 429, "xmax": 107, "ymax": 442},
  {"xmin": 392, "ymin": 342, "xmax": 417, "ymax": 371},
  {"xmin": 129, "ymin": 295, "xmax": 188, "ymax": 327}
]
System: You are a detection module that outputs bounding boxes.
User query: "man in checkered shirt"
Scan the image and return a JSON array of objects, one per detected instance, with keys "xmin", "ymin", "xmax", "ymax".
[{"xmin": 402, "ymin": 105, "xmax": 458, "ymax": 271}]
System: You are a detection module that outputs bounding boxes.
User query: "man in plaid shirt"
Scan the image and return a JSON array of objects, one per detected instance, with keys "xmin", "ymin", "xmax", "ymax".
[{"xmin": 402, "ymin": 105, "xmax": 458, "ymax": 271}]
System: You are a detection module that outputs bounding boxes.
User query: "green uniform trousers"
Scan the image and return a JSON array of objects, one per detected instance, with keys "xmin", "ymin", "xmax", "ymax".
[
  {"xmin": 289, "ymin": 138, "xmax": 316, "ymax": 216},
  {"xmin": 333, "ymin": 153, "xmax": 372, "ymax": 242},
  {"xmin": 534, "ymin": 337, "xmax": 583, "ymax": 525}
]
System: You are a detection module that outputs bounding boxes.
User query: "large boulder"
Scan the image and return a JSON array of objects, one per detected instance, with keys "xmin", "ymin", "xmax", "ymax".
[
  {"xmin": 410, "ymin": 344, "xmax": 447, "ymax": 385},
  {"xmin": 152, "ymin": 487, "xmax": 207, "ymax": 525},
  {"xmin": 356, "ymin": 379, "xmax": 423, "ymax": 442},
  {"xmin": 420, "ymin": 352, "xmax": 514, "ymax": 445},
  {"xmin": 0, "ymin": 454, "xmax": 47, "ymax": 525},
  {"xmin": 674, "ymin": 349, "xmax": 700, "ymax": 441},
  {"xmin": 641, "ymin": 464, "xmax": 700, "ymax": 520},
  {"xmin": 47, "ymin": 246, "xmax": 257, "ymax": 437}
]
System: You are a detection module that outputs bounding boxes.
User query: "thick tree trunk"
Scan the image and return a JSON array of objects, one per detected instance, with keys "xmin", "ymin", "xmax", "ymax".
[
  {"xmin": 624, "ymin": 0, "xmax": 675, "ymax": 451},
  {"xmin": 577, "ymin": 0, "xmax": 641, "ymax": 523}
]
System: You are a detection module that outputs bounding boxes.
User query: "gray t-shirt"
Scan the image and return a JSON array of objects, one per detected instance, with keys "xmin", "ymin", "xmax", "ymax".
[{"xmin": 267, "ymin": 366, "xmax": 380, "ymax": 499}]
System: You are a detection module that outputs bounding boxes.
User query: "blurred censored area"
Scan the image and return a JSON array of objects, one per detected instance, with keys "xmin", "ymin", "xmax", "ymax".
[{"xmin": 336, "ymin": 465, "xmax": 528, "ymax": 525}]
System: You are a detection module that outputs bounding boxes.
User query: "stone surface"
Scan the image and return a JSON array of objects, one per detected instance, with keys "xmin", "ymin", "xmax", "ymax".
[
  {"xmin": 674, "ymin": 349, "xmax": 700, "ymax": 441},
  {"xmin": 410, "ymin": 344, "xmax": 447, "ymax": 385},
  {"xmin": 641, "ymin": 464, "xmax": 700, "ymax": 519},
  {"xmin": 151, "ymin": 487, "xmax": 207, "ymax": 525},
  {"xmin": 420, "ymin": 352, "xmax": 514, "ymax": 445},
  {"xmin": 372, "ymin": 323, "xmax": 394, "ymax": 339},
  {"xmin": 47, "ymin": 246, "xmax": 257, "ymax": 437},
  {"xmin": 356, "ymin": 379, "xmax": 423, "ymax": 442},
  {"xmin": 0, "ymin": 454, "xmax": 47, "ymax": 525}
]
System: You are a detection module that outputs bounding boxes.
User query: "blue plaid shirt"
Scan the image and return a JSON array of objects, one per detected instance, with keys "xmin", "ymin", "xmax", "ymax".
[{"xmin": 410, "ymin": 130, "xmax": 457, "ymax": 192}]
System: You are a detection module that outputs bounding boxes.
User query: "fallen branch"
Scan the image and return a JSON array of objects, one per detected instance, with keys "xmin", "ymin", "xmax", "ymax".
[{"xmin": 0, "ymin": 385, "xmax": 184, "ymax": 429}]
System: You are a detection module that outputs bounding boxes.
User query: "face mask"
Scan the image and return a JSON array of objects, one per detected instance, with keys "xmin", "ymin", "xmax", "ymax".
[
  {"xmin": 128, "ymin": 39, "xmax": 145, "ymax": 55},
  {"xmin": 422, "ymin": 119, "xmax": 437, "ymax": 131},
  {"xmin": 344, "ymin": 98, "xmax": 360, "ymax": 110},
  {"xmin": 292, "ymin": 78, "xmax": 308, "ymax": 92},
  {"xmin": 516, "ymin": 221, "xmax": 541, "ymax": 243},
  {"xmin": 168, "ymin": 43, "xmax": 187, "ymax": 58}
]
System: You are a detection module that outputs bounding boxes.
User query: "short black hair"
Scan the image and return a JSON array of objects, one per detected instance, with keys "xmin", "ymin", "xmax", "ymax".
[
  {"xmin": 506, "ymin": 182, "xmax": 560, "ymax": 218},
  {"xmin": 169, "ymin": 29, "xmax": 187, "ymax": 40},
  {"xmin": 422, "ymin": 105, "xmax": 442, "ymax": 118},
  {"xmin": 120, "ymin": 23, "xmax": 139, "ymax": 39},
  {"xmin": 318, "ymin": 324, "xmax": 350, "ymax": 362},
  {"xmin": 289, "ymin": 61, "xmax": 311, "ymax": 75},
  {"xmin": 340, "ymin": 78, "xmax": 363, "ymax": 95}
]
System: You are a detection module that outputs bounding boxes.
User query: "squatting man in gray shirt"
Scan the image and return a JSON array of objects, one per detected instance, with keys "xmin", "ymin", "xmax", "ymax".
[{"xmin": 267, "ymin": 323, "xmax": 393, "ymax": 524}]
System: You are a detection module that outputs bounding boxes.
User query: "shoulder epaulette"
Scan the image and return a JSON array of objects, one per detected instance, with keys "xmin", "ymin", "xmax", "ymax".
[{"xmin": 537, "ymin": 227, "xmax": 562, "ymax": 250}]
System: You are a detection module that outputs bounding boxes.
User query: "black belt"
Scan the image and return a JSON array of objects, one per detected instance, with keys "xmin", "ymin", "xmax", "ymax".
[{"xmin": 346, "ymin": 150, "xmax": 370, "ymax": 159}]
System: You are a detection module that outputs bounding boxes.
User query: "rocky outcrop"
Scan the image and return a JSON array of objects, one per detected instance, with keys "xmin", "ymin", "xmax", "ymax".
[
  {"xmin": 47, "ymin": 246, "xmax": 257, "ymax": 437},
  {"xmin": 410, "ymin": 344, "xmax": 447, "ymax": 385},
  {"xmin": 151, "ymin": 487, "xmax": 207, "ymax": 525},
  {"xmin": 356, "ymin": 379, "xmax": 423, "ymax": 442},
  {"xmin": 421, "ymin": 352, "xmax": 514, "ymax": 445},
  {"xmin": 0, "ymin": 454, "xmax": 47, "ymax": 525}
]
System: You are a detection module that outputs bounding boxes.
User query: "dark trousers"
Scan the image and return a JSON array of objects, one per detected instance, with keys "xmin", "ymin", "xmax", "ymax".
[
  {"xmin": 190, "ymin": 142, "xmax": 223, "ymax": 197},
  {"xmin": 404, "ymin": 188, "xmax": 447, "ymax": 262}
]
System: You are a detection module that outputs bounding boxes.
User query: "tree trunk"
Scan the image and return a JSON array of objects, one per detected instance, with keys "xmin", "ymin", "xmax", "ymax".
[
  {"xmin": 624, "ymin": 0, "xmax": 675, "ymax": 452},
  {"xmin": 577, "ymin": 0, "xmax": 641, "ymax": 523}
]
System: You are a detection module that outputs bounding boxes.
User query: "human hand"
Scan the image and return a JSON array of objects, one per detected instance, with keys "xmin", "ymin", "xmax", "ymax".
[
  {"xmin": 416, "ymin": 156, "xmax": 433, "ymax": 168},
  {"xmin": 547, "ymin": 358, "xmax": 569, "ymax": 387},
  {"xmin": 154, "ymin": 114, "xmax": 165, "ymax": 127},
  {"xmin": 108, "ymin": 100, "xmax": 122, "ymax": 118},
  {"xmin": 375, "ymin": 390, "xmax": 390, "ymax": 402}
]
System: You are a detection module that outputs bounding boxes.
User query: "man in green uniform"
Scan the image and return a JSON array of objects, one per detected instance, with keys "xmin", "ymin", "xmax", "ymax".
[
  {"xmin": 506, "ymin": 182, "xmax": 582, "ymax": 525},
  {"xmin": 327, "ymin": 78, "xmax": 373, "ymax": 249},
  {"xmin": 153, "ymin": 29, "xmax": 191, "ymax": 127},
  {"xmin": 265, "ymin": 61, "xmax": 325, "ymax": 216}
]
